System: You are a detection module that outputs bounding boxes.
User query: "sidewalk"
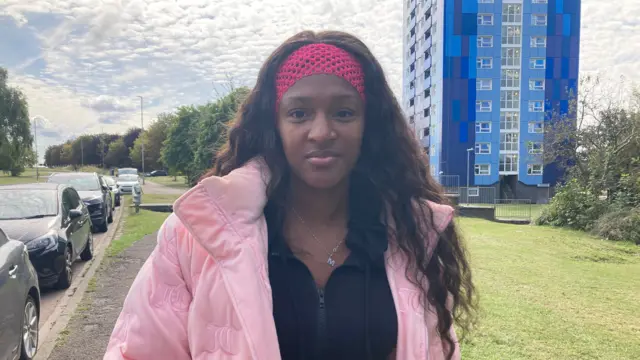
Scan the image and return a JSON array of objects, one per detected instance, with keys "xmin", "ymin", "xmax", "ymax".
[{"xmin": 47, "ymin": 232, "xmax": 158, "ymax": 360}]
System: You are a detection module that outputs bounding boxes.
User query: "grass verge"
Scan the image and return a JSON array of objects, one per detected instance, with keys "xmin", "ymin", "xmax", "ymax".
[
  {"xmin": 459, "ymin": 217, "xmax": 640, "ymax": 359},
  {"xmin": 106, "ymin": 202, "xmax": 170, "ymax": 258},
  {"xmin": 138, "ymin": 193, "xmax": 182, "ymax": 204},
  {"xmin": 147, "ymin": 175, "xmax": 189, "ymax": 189}
]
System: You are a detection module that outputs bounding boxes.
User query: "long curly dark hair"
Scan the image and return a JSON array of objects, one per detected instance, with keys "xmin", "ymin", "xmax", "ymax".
[{"xmin": 206, "ymin": 30, "xmax": 476, "ymax": 358}]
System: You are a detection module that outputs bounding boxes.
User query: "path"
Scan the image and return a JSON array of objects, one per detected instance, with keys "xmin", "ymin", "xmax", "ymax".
[
  {"xmin": 143, "ymin": 179, "xmax": 187, "ymax": 195},
  {"xmin": 39, "ymin": 206, "xmax": 123, "ymax": 332},
  {"xmin": 46, "ymin": 232, "xmax": 158, "ymax": 360}
]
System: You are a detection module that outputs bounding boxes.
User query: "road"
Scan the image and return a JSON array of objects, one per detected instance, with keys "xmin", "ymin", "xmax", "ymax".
[
  {"xmin": 143, "ymin": 179, "xmax": 186, "ymax": 195},
  {"xmin": 38, "ymin": 206, "xmax": 122, "ymax": 329}
]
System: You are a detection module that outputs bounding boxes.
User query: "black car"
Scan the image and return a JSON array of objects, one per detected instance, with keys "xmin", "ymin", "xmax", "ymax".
[
  {"xmin": 47, "ymin": 172, "xmax": 113, "ymax": 233},
  {"xmin": 148, "ymin": 170, "xmax": 167, "ymax": 177},
  {"xmin": 0, "ymin": 183, "xmax": 94, "ymax": 289}
]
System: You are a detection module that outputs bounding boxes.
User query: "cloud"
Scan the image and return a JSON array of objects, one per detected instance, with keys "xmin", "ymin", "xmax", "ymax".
[{"xmin": 0, "ymin": 0, "xmax": 638, "ymax": 166}]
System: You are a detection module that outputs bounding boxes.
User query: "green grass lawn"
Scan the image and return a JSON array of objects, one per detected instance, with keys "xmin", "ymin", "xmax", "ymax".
[
  {"xmin": 147, "ymin": 175, "xmax": 189, "ymax": 189},
  {"xmin": 459, "ymin": 218, "xmax": 640, "ymax": 359},
  {"xmin": 0, "ymin": 166, "xmax": 107, "ymax": 186},
  {"xmin": 138, "ymin": 193, "xmax": 182, "ymax": 204},
  {"xmin": 107, "ymin": 199, "xmax": 170, "ymax": 257}
]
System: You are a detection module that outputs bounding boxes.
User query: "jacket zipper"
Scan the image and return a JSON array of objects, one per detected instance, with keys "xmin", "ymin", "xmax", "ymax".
[{"xmin": 317, "ymin": 287, "xmax": 327, "ymax": 354}]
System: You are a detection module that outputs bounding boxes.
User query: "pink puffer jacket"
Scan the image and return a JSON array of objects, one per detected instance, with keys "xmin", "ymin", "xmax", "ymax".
[{"xmin": 104, "ymin": 159, "xmax": 459, "ymax": 360}]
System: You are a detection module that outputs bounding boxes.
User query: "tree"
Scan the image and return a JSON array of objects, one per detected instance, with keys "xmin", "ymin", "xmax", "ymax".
[
  {"xmin": 104, "ymin": 138, "xmax": 129, "ymax": 168},
  {"xmin": 0, "ymin": 67, "xmax": 33, "ymax": 176},
  {"xmin": 544, "ymin": 75, "xmax": 640, "ymax": 197},
  {"xmin": 60, "ymin": 143, "xmax": 73, "ymax": 165},
  {"xmin": 161, "ymin": 106, "xmax": 200, "ymax": 180},
  {"xmin": 122, "ymin": 127, "xmax": 141, "ymax": 150},
  {"xmin": 130, "ymin": 112, "xmax": 176, "ymax": 171}
]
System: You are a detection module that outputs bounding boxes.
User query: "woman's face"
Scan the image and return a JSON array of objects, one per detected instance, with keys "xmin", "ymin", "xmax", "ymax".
[{"xmin": 277, "ymin": 74, "xmax": 365, "ymax": 190}]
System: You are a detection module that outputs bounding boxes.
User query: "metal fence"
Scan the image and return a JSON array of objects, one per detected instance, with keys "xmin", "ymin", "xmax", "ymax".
[
  {"xmin": 437, "ymin": 175, "xmax": 460, "ymax": 196},
  {"xmin": 459, "ymin": 186, "xmax": 497, "ymax": 205},
  {"xmin": 494, "ymin": 199, "xmax": 532, "ymax": 222}
]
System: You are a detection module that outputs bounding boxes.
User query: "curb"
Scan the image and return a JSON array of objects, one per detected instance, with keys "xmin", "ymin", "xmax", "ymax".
[{"xmin": 35, "ymin": 207, "xmax": 127, "ymax": 360}]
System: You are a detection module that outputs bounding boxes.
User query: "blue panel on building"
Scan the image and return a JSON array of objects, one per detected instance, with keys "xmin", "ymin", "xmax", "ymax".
[
  {"xmin": 452, "ymin": 100, "xmax": 461, "ymax": 121},
  {"xmin": 461, "ymin": 0, "xmax": 477, "ymax": 13},
  {"xmin": 556, "ymin": 0, "xmax": 564, "ymax": 13},
  {"xmin": 461, "ymin": 57, "xmax": 469, "ymax": 78},
  {"xmin": 459, "ymin": 122, "xmax": 468, "ymax": 143},
  {"xmin": 561, "ymin": 57, "xmax": 570, "ymax": 78},
  {"xmin": 447, "ymin": 35, "xmax": 462, "ymax": 56},
  {"xmin": 461, "ymin": 14, "xmax": 477, "ymax": 35},
  {"xmin": 563, "ymin": 14, "xmax": 571, "ymax": 36}
]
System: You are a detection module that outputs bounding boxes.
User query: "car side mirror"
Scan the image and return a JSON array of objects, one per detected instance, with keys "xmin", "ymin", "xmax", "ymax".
[
  {"xmin": 69, "ymin": 209, "xmax": 83, "ymax": 219},
  {"xmin": 102, "ymin": 185, "xmax": 109, "ymax": 191}
]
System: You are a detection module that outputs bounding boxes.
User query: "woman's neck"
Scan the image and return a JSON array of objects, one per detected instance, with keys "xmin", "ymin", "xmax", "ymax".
[{"xmin": 287, "ymin": 176, "xmax": 349, "ymax": 227}]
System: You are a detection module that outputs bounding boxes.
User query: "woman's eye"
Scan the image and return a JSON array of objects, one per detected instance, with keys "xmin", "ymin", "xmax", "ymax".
[
  {"xmin": 289, "ymin": 110, "xmax": 307, "ymax": 119},
  {"xmin": 336, "ymin": 110, "xmax": 355, "ymax": 118}
]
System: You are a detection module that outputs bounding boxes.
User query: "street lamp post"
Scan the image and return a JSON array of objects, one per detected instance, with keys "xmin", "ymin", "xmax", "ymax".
[
  {"xmin": 466, "ymin": 147, "xmax": 474, "ymax": 204},
  {"xmin": 32, "ymin": 117, "xmax": 39, "ymax": 181},
  {"xmin": 137, "ymin": 96, "xmax": 145, "ymax": 184}
]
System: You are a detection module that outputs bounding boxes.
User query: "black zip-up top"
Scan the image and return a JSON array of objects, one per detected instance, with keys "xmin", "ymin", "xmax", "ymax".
[{"xmin": 266, "ymin": 182, "xmax": 398, "ymax": 360}]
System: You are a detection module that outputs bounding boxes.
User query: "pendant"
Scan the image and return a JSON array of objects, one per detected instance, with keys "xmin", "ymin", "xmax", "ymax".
[{"xmin": 327, "ymin": 256, "xmax": 336, "ymax": 267}]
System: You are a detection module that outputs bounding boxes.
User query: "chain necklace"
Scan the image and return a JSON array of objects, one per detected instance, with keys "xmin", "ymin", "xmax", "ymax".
[{"xmin": 291, "ymin": 207, "xmax": 345, "ymax": 267}]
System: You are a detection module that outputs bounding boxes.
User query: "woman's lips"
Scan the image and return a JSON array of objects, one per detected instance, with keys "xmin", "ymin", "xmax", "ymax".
[{"xmin": 307, "ymin": 156, "xmax": 338, "ymax": 167}]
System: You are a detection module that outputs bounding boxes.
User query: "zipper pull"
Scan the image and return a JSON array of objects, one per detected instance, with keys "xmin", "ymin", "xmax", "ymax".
[{"xmin": 318, "ymin": 288, "xmax": 325, "ymax": 309}]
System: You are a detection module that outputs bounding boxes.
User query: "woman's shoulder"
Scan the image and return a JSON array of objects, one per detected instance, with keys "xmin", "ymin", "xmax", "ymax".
[{"xmin": 423, "ymin": 200, "xmax": 455, "ymax": 233}]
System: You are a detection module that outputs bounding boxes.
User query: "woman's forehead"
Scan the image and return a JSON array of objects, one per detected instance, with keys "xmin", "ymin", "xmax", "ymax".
[{"xmin": 280, "ymin": 74, "xmax": 361, "ymax": 104}]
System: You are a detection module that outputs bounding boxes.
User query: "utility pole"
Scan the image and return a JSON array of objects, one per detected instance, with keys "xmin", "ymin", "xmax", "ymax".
[
  {"xmin": 33, "ymin": 117, "xmax": 39, "ymax": 181},
  {"xmin": 80, "ymin": 135, "xmax": 84, "ymax": 168},
  {"xmin": 101, "ymin": 127, "xmax": 105, "ymax": 169},
  {"xmin": 137, "ymin": 96, "xmax": 145, "ymax": 184},
  {"xmin": 466, "ymin": 147, "xmax": 473, "ymax": 204}
]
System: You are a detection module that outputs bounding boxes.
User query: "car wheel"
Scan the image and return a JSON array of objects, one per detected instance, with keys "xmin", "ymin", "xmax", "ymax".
[
  {"xmin": 80, "ymin": 232, "xmax": 94, "ymax": 261},
  {"xmin": 107, "ymin": 206, "xmax": 114, "ymax": 223},
  {"xmin": 115, "ymin": 195, "xmax": 121, "ymax": 207},
  {"xmin": 55, "ymin": 247, "xmax": 73, "ymax": 289},
  {"xmin": 20, "ymin": 295, "xmax": 39, "ymax": 360}
]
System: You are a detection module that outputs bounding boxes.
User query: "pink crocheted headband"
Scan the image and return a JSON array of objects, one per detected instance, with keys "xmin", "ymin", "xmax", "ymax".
[{"xmin": 275, "ymin": 43, "xmax": 366, "ymax": 108}]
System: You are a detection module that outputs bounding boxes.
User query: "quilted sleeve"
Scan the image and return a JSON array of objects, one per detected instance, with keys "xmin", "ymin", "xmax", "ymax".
[{"xmin": 104, "ymin": 215, "xmax": 192, "ymax": 360}]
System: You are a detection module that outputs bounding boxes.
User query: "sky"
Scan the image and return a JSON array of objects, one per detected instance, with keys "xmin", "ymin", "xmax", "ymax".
[{"xmin": 0, "ymin": 0, "xmax": 638, "ymax": 162}]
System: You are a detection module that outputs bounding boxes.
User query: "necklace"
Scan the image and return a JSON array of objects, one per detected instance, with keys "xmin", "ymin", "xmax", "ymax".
[{"xmin": 291, "ymin": 207, "xmax": 345, "ymax": 267}]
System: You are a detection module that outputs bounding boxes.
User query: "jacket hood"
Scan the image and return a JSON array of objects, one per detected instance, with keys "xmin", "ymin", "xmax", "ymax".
[{"xmin": 0, "ymin": 217, "xmax": 58, "ymax": 243}]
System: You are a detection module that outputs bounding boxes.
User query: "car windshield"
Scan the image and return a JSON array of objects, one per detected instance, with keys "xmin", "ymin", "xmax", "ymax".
[
  {"xmin": 104, "ymin": 177, "xmax": 116, "ymax": 186},
  {"xmin": 118, "ymin": 168, "xmax": 137, "ymax": 175},
  {"xmin": 0, "ymin": 189, "xmax": 58, "ymax": 220},
  {"xmin": 48, "ymin": 174, "xmax": 101, "ymax": 191},
  {"xmin": 117, "ymin": 175, "xmax": 138, "ymax": 181}
]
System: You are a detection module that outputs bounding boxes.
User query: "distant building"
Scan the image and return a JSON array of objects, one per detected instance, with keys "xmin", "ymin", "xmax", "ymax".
[{"xmin": 402, "ymin": 0, "xmax": 580, "ymax": 202}]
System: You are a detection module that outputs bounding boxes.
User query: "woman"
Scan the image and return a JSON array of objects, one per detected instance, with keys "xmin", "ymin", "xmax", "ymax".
[{"xmin": 105, "ymin": 30, "xmax": 475, "ymax": 360}]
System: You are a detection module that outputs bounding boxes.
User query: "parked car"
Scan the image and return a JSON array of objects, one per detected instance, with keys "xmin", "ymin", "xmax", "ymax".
[
  {"xmin": 47, "ymin": 172, "xmax": 113, "ymax": 233},
  {"xmin": 103, "ymin": 176, "xmax": 120, "ymax": 207},
  {"xmin": 0, "ymin": 228, "xmax": 40, "ymax": 360},
  {"xmin": 116, "ymin": 173, "xmax": 140, "ymax": 194},
  {"xmin": 147, "ymin": 170, "xmax": 168, "ymax": 177},
  {"xmin": 0, "ymin": 183, "xmax": 93, "ymax": 290}
]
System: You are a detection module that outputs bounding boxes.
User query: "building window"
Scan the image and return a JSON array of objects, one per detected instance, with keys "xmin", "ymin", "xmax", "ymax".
[
  {"xmin": 500, "ymin": 90, "xmax": 520, "ymax": 109},
  {"xmin": 476, "ymin": 100, "xmax": 492, "ymax": 112},
  {"xmin": 477, "ymin": 36, "xmax": 493, "ymax": 48},
  {"xmin": 500, "ymin": 133, "xmax": 519, "ymax": 152},
  {"xmin": 410, "ymin": 63, "xmax": 415, "ymax": 72},
  {"xmin": 532, "ymin": 0, "xmax": 548, "ymax": 3},
  {"xmin": 501, "ymin": 69, "xmax": 520, "ymax": 88},
  {"xmin": 477, "ymin": 57, "xmax": 493, "ymax": 69},
  {"xmin": 476, "ymin": 122, "xmax": 492, "ymax": 133},
  {"xmin": 475, "ymin": 142, "xmax": 491, "ymax": 154},
  {"xmin": 478, "ymin": 14, "xmax": 493, "ymax": 25},
  {"xmin": 529, "ymin": 58, "xmax": 546, "ymax": 69},
  {"xmin": 467, "ymin": 187, "xmax": 480, "ymax": 197},
  {"xmin": 409, "ymin": 97, "xmax": 415, "ymax": 107},
  {"xmin": 409, "ymin": 80, "xmax": 415, "ymax": 89},
  {"xmin": 502, "ymin": 4, "xmax": 522, "ymax": 23},
  {"xmin": 501, "ymin": 48, "xmax": 521, "ymax": 67},
  {"xmin": 475, "ymin": 164, "xmax": 491, "ymax": 175},
  {"xmin": 424, "ymin": 88, "xmax": 430, "ymax": 98},
  {"xmin": 424, "ymin": 68, "xmax": 431, "ymax": 79},
  {"xmin": 477, "ymin": 78, "xmax": 492, "ymax": 91},
  {"xmin": 501, "ymin": 25, "xmax": 522, "ymax": 45},
  {"xmin": 500, "ymin": 112, "xmax": 520, "ymax": 131},
  {"xmin": 531, "ymin": 14, "xmax": 548, "ymax": 26},
  {"xmin": 529, "ymin": 100, "xmax": 544, "ymax": 112},
  {"xmin": 528, "ymin": 142, "xmax": 544, "ymax": 154},
  {"xmin": 527, "ymin": 164, "xmax": 544, "ymax": 175},
  {"xmin": 529, "ymin": 79, "xmax": 545, "ymax": 91},
  {"xmin": 500, "ymin": 154, "xmax": 518, "ymax": 172},
  {"xmin": 422, "ymin": 127, "xmax": 430, "ymax": 137},
  {"xmin": 528, "ymin": 121, "xmax": 544, "ymax": 133},
  {"xmin": 530, "ymin": 36, "xmax": 547, "ymax": 48},
  {"xmin": 424, "ymin": 107, "xmax": 431, "ymax": 117}
]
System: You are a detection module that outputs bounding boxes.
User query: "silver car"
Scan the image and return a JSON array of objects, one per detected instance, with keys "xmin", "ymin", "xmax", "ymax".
[{"xmin": 0, "ymin": 228, "xmax": 40, "ymax": 360}]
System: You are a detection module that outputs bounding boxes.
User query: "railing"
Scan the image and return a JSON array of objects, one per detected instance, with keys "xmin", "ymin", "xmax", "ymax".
[
  {"xmin": 437, "ymin": 175, "xmax": 460, "ymax": 196},
  {"xmin": 494, "ymin": 199, "xmax": 532, "ymax": 222}
]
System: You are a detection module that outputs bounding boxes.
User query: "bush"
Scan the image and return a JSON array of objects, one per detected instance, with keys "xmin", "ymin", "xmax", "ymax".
[
  {"xmin": 591, "ymin": 208, "xmax": 640, "ymax": 245},
  {"xmin": 536, "ymin": 179, "xmax": 607, "ymax": 231}
]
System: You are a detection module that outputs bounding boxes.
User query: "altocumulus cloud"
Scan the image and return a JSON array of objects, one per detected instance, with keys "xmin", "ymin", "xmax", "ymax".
[{"xmin": 0, "ymin": 0, "xmax": 638, "ymax": 161}]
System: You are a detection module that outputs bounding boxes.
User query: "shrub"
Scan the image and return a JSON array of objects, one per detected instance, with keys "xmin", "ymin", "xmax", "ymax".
[
  {"xmin": 536, "ymin": 179, "xmax": 607, "ymax": 231},
  {"xmin": 592, "ymin": 208, "xmax": 640, "ymax": 245}
]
